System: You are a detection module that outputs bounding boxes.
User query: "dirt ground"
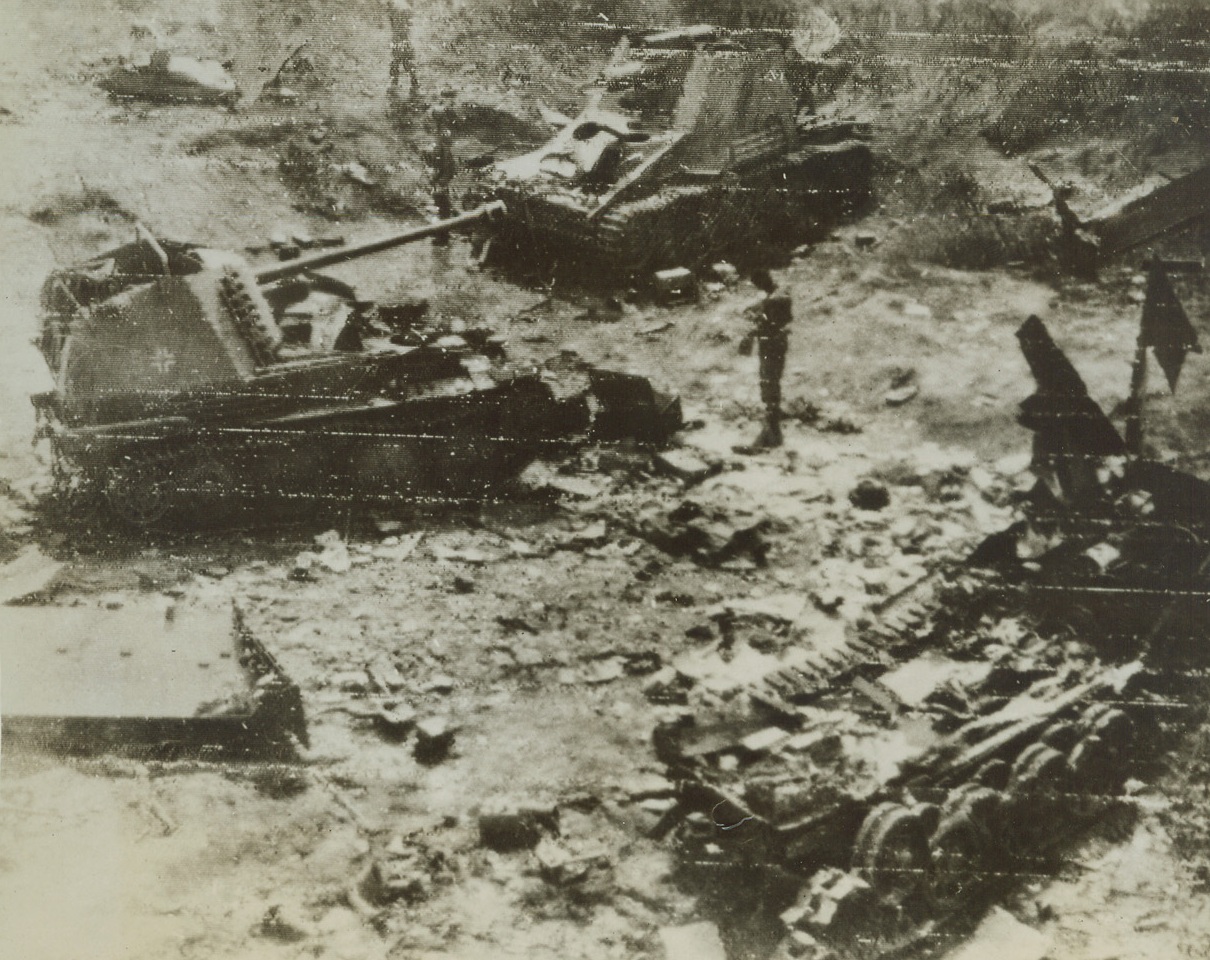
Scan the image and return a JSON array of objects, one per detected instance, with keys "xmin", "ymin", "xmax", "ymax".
[{"xmin": 5, "ymin": 2, "xmax": 1210, "ymax": 959}]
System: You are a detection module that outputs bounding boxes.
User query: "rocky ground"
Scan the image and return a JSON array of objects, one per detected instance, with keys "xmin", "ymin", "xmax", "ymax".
[{"xmin": 5, "ymin": 2, "xmax": 1210, "ymax": 959}]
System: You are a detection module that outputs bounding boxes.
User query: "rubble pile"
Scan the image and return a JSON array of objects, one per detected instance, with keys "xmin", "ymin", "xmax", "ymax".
[{"xmin": 638, "ymin": 314, "xmax": 1210, "ymax": 957}]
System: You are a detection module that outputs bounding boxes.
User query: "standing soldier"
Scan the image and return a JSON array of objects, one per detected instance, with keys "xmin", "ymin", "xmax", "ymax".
[
  {"xmin": 386, "ymin": 0, "xmax": 419, "ymax": 98},
  {"xmin": 735, "ymin": 269, "xmax": 793, "ymax": 452},
  {"xmin": 427, "ymin": 120, "xmax": 457, "ymax": 243}
]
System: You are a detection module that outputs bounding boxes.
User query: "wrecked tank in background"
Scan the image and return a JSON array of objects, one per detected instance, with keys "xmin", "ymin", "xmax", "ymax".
[
  {"xmin": 485, "ymin": 25, "xmax": 872, "ymax": 278},
  {"xmin": 33, "ymin": 205, "xmax": 680, "ymax": 528},
  {"xmin": 1030, "ymin": 159, "xmax": 1210, "ymax": 274},
  {"xmin": 652, "ymin": 289, "xmax": 1210, "ymax": 957},
  {"xmin": 97, "ymin": 49, "xmax": 239, "ymax": 106}
]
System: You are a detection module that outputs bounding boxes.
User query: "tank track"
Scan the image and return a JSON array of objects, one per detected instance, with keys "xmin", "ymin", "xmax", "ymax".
[{"xmin": 657, "ymin": 554, "xmax": 1190, "ymax": 958}]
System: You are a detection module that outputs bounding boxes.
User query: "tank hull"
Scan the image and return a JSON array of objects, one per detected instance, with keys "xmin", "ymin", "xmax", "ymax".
[
  {"xmin": 492, "ymin": 141, "xmax": 872, "ymax": 277},
  {"xmin": 43, "ymin": 370, "xmax": 580, "ymax": 525}
]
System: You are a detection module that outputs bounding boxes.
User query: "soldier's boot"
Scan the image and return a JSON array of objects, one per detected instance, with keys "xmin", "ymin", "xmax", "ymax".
[
  {"xmin": 732, "ymin": 417, "xmax": 782, "ymax": 454},
  {"xmin": 762, "ymin": 417, "xmax": 783, "ymax": 448}
]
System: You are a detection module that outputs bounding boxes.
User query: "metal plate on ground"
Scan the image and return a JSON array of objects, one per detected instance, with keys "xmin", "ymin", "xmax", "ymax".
[{"xmin": 0, "ymin": 600, "xmax": 306, "ymax": 759}]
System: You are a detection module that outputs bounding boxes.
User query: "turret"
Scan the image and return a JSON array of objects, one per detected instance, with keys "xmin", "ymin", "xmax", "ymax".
[{"xmin": 35, "ymin": 202, "xmax": 509, "ymax": 427}]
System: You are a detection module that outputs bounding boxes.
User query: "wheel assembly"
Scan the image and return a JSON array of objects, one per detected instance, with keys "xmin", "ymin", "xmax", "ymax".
[
  {"xmin": 175, "ymin": 452, "xmax": 238, "ymax": 525},
  {"xmin": 853, "ymin": 802, "xmax": 931, "ymax": 898},
  {"xmin": 1066, "ymin": 706, "xmax": 1136, "ymax": 816},
  {"xmin": 1085, "ymin": 706, "xmax": 1135, "ymax": 753},
  {"xmin": 105, "ymin": 453, "xmax": 175, "ymax": 527},
  {"xmin": 927, "ymin": 785, "xmax": 1003, "ymax": 908},
  {"xmin": 1001, "ymin": 744, "xmax": 1069, "ymax": 859},
  {"xmin": 929, "ymin": 809, "xmax": 988, "ymax": 909}
]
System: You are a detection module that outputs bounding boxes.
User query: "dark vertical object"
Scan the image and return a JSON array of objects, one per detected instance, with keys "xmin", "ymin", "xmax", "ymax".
[
  {"xmin": 1127, "ymin": 263, "xmax": 1202, "ymax": 455},
  {"xmin": 1125, "ymin": 333, "xmax": 1149, "ymax": 458},
  {"xmin": 1017, "ymin": 315, "xmax": 1124, "ymax": 508},
  {"xmin": 1141, "ymin": 264, "xmax": 1201, "ymax": 392},
  {"xmin": 1016, "ymin": 316, "xmax": 1124, "ymax": 458}
]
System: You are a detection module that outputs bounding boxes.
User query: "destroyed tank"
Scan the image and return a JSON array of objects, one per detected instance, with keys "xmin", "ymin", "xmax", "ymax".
[
  {"xmin": 32, "ymin": 204, "xmax": 598, "ymax": 527},
  {"xmin": 651, "ymin": 309, "xmax": 1210, "ymax": 956},
  {"xmin": 97, "ymin": 49, "xmax": 240, "ymax": 106},
  {"xmin": 486, "ymin": 25, "xmax": 872, "ymax": 277}
]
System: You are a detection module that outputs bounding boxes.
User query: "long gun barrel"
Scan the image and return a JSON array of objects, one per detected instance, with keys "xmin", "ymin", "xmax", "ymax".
[{"xmin": 254, "ymin": 201, "xmax": 505, "ymax": 284}]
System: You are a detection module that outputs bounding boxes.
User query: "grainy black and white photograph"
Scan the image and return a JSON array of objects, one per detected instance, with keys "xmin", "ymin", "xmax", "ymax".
[{"xmin": 3, "ymin": 1, "xmax": 1210, "ymax": 958}]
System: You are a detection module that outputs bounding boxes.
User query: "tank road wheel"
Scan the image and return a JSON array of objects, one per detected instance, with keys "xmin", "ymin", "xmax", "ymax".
[
  {"xmin": 974, "ymin": 759, "xmax": 1011, "ymax": 790},
  {"xmin": 51, "ymin": 470, "xmax": 108, "ymax": 527},
  {"xmin": 1066, "ymin": 735, "xmax": 1113, "ymax": 819},
  {"xmin": 105, "ymin": 454, "xmax": 174, "ymax": 527},
  {"xmin": 1086, "ymin": 707, "xmax": 1135, "ymax": 754},
  {"xmin": 929, "ymin": 812, "xmax": 986, "ymax": 910},
  {"xmin": 1001, "ymin": 744, "xmax": 1069, "ymax": 860},
  {"xmin": 1040, "ymin": 720, "xmax": 1082, "ymax": 754},
  {"xmin": 928, "ymin": 787, "xmax": 1001, "ymax": 911},
  {"xmin": 1067, "ymin": 707, "xmax": 1136, "ymax": 818},
  {"xmin": 1009, "ymin": 743, "xmax": 1069, "ymax": 793},
  {"xmin": 175, "ymin": 453, "xmax": 238, "ymax": 526},
  {"xmin": 853, "ymin": 802, "xmax": 931, "ymax": 899}
]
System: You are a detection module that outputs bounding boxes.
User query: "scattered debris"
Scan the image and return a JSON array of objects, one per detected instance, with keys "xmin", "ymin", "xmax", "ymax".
[
  {"xmin": 644, "ymin": 667, "xmax": 694, "ymax": 705},
  {"xmin": 638, "ymin": 501, "xmax": 769, "ymax": 567},
  {"xmin": 583, "ymin": 656, "xmax": 626, "ymax": 684},
  {"xmin": 478, "ymin": 800, "xmax": 559, "ymax": 852},
  {"xmin": 652, "ymin": 449, "xmax": 721, "ymax": 486},
  {"xmin": 496, "ymin": 615, "xmax": 538, "ymax": 634},
  {"xmin": 255, "ymin": 905, "xmax": 311, "ymax": 943},
  {"xmin": 883, "ymin": 369, "xmax": 919, "ymax": 407},
  {"xmin": 413, "ymin": 716, "xmax": 457, "ymax": 764},
  {"xmin": 710, "ymin": 262, "xmax": 739, "ymax": 285},
  {"xmin": 337, "ymin": 161, "xmax": 377, "ymax": 188},
  {"xmin": 432, "ymin": 543, "xmax": 497, "ymax": 565},
  {"xmin": 558, "ymin": 521, "xmax": 609, "ymax": 550},
  {"xmin": 639, "ymin": 318, "xmax": 676, "ymax": 336},
  {"xmin": 848, "ymin": 478, "xmax": 890, "ymax": 511},
  {"xmin": 0, "ymin": 546, "xmax": 63, "ymax": 603},
  {"xmin": 781, "ymin": 869, "xmax": 877, "ymax": 935},
  {"xmin": 372, "ymin": 704, "xmax": 417, "ymax": 740},
  {"xmin": 360, "ymin": 840, "xmax": 453, "ymax": 905},
  {"xmin": 653, "ymin": 268, "xmax": 696, "ymax": 304},
  {"xmin": 652, "ymin": 304, "xmax": 1210, "ymax": 959},
  {"xmin": 312, "ymin": 531, "xmax": 351, "ymax": 573}
]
